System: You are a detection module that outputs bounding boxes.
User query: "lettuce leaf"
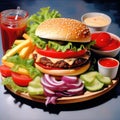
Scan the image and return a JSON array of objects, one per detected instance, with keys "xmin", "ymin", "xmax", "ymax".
[
  {"xmin": 35, "ymin": 39, "xmax": 94, "ymax": 52},
  {"xmin": 27, "ymin": 7, "xmax": 61, "ymax": 36},
  {"xmin": 47, "ymin": 41, "xmax": 84, "ymax": 52},
  {"xmin": 7, "ymin": 55, "xmax": 41, "ymax": 78},
  {"xmin": 2, "ymin": 77, "xmax": 28, "ymax": 92}
]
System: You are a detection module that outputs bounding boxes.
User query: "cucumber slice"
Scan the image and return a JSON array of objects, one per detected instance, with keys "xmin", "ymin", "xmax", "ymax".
[
  {"xmin": 85, "ymin": 78, "xmax": 104, "ymax": 92},
  {"xmin": 80, "ymin": 71, "xmax": 99, "ymax": 83},
  {"xmin": 98, "ymin": 77, "xmax": 112, "ymax": 85},
  {"xmin": 29, "ymin": 76, "xmax": 43, "ymax": 88},
  {"xmin": 28, "ymin": 86, "xmax": 44, "ymax": 96},
  {"xmin": 27, "ymin": 76, "xmax": 44, "ymax": 95},
  {"xmin": 29, "ymin": 81, "xmax": 42, "ymax": 88},
  {"xmin": 97, "ymin": 74, "xmax": 111, "ymax": 85}
]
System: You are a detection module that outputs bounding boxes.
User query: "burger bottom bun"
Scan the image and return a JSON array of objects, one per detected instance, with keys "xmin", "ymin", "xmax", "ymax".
[{"xmin": 35, "ymin": 62, "xmax": 90, "ymax": 76}]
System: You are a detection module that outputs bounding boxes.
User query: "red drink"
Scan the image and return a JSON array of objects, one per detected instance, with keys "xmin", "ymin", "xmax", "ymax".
[{"xmin": 0, "ymin": 9, "xmax": 28, "ymax": 54}]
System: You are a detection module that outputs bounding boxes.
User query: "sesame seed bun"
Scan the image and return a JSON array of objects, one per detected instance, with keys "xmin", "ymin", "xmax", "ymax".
[{"xmin": 35, "ymin": 18, "xmax": 91, "ymax": 42}]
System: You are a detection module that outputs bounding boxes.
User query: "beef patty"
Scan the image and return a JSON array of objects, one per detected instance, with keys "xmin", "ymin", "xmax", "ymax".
[{"xmin": 34, "ymin": 51, "xmax": 91, "ymax": 69}]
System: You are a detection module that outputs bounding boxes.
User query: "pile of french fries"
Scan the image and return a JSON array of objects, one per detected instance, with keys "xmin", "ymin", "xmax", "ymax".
[
  {"xmin": 2, "ymin": 33, "xmax": 35, "ymax": 61},
  {"xmin": 1, "ymin": 33, "xmax": 35, "ymax": 75}
]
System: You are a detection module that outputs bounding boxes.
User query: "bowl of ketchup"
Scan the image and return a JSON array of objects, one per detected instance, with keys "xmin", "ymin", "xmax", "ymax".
[
  {"xmin": 98, "ymin": 57, "xmax": 119, "ymax": 79},
  {"xmin": 91, "ymin": 32, "xmax": 120, "ymax": 57}
]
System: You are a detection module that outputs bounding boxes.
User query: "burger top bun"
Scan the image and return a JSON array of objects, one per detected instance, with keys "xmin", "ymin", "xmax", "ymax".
[{"xmin": 35, "ymin": 18, "xmax": 91, "ymax": 42}]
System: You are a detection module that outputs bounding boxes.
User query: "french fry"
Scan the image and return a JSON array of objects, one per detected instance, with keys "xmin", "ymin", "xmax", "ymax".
[
  {"xmin": 23, "ymin": 33, "xmax": 33, "ymax": 42},
  {"xmin": 14, "ymin": 40, "xmax": 24, "ymax": 45},
  {"xmin": 19, "ymin": 46, "xmax": 30, "ymax": 58},
  {"xmin": 19, "ymin": 43, "xmax": 35, "ymax": 59},
  {"xmin": 2, "ymin": 60, "xmax": 29, "ymax": 75},
  {"xmin": 2, "ymin": 59, "xmax": 14, "ymax": 68},
  {"xmin": 2, "ymin": 39, "xmax": 31, "ymax": 60},
  {"xmin": 25, "ymin": 45, "xmax": 35, "ymax": 58},
  {"xmin": 28, "ymin": 53, "xmax": 33, "ymax": 59}
]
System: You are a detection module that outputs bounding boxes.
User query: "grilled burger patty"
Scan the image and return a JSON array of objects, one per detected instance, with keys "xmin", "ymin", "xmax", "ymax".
[{"xmin": 33, "ymin": 51, "xmax": 91, "ymax": 69}]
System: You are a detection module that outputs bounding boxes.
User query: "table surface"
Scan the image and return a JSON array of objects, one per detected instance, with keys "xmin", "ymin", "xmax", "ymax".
[{"xmin": 0, "ymin": 0, "xmax": 120, "ymax": 120}]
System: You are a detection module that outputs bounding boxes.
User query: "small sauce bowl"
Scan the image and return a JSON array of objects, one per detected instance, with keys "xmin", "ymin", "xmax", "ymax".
[
  {"xmin": 81, "ymin": 12, "xmax": 111, "ymax": 33},
  {"xmin": 91, "ymin": 32, "xmax": 120, "ymax": 57},
  {"xmin": 98, "ymin": 57, "xmax": 119, "ymax": 79}
]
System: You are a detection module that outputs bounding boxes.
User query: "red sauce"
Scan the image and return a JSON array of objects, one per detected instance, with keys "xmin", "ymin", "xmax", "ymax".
[
  {"xmin": 99, "ymin": 58, "xmax": 118, "ymax": 67},
  {"xmin": 0, "ymin": 16, "xmax": 27, "ymax": 53}
]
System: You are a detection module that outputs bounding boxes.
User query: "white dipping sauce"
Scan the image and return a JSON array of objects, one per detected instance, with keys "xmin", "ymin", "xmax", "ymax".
[{"xmin": 84, "ymin": 16, "xmax": 110, "ymax": 27}]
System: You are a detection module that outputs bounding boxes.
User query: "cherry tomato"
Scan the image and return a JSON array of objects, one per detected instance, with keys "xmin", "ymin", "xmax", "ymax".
[
  {"xmin": 11, "ymin": 72, "xmax": 32, "ymax": 87},
  {"xmin": 101, "ymin": 38, "xmax": 119, "ymax": 51},
  {"xmin": 35, "ymin": 47, "xmax": 86, "ymax": 58},
  {"xmin": 0, "ymin": 65, "xmax": 11, "ymax": 77},
  {"xmin": 91, "ymin": 32, "xmax": 111, "ymax": 48}
]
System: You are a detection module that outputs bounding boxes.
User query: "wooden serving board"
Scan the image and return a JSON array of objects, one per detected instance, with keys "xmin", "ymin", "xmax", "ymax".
[{"xmin": 5, "ymin": 79, "xmax": 118, "ymax": 104}]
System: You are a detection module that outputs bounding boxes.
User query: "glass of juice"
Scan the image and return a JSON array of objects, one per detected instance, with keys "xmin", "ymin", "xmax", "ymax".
[{"xmin": 0, "ymin": 8, "xmax": 29, "ymax": 54}]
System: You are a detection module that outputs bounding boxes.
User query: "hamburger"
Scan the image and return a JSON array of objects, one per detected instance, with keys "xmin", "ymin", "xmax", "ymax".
[
  {"xmin": 33, "ymin": 18, "xmax": 91, "ymax": 76},
  {"xmin": 1, "ymin": 18, "xmax": 109, "ymax": 105},
  {"xmin": 0, "ymin": 8, "xmax": 114, "ymax": 105}
]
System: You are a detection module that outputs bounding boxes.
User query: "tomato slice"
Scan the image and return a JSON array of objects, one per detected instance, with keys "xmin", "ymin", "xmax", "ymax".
[
  {"xmin": 11, "ymin": 72, "xmax": 32, "ymax": 87},
  {"xmin": 0, "ymin": 65, "xmax": 11, "ymax": 77},
  {"xmin": 35, "ymin": 47, "xmax": 86, "ymax": 58},
  {"xmin": 101, "ymin": 38, "xmax": 119, "ymax": 51},
  {"xmin": 91, "ymin": 32, "xmax": 111, "ymax": 48},
  {"xmin": 36, "ymin": 63, "xmax": 62, "ymax": 70},
  {"xmin": 91, "ymin": 32, "xmax": 99, "ymax": 40}
]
